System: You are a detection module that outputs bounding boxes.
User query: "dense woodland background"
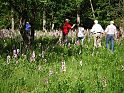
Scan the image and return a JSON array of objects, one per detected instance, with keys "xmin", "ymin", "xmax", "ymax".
[
  {"xmin": 0, "ymin": 0, "xmax": 124, "ymax": 29},
  {"xmin": 0, "ymin": 0, "xmax": 124, "ymax": 43}
]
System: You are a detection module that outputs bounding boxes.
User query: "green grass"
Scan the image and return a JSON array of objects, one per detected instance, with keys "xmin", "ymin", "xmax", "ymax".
[{"xmin": 0, "ymin": 36, "xmax": 124, "ymax": 93}]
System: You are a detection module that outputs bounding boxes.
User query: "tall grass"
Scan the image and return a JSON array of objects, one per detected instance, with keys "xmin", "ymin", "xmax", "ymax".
[{"xmin": 0, "ymin": 36, "xmax": 124, "ymax": 93}]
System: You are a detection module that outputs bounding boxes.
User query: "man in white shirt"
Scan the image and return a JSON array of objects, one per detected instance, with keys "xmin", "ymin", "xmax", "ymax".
[
  {"xmin": 105, "ymin": 21, "xmax": 117, "ymax": 52},
  {"xmin": 91, "ymin": 20, "xmax": 104, "ymax": 47}
]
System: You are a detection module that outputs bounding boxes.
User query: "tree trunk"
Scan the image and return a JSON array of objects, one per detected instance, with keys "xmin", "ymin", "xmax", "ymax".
[
  {"xmin": 52, "ymin": 23, "xmax": 54, "ymax": 30},
  {"xmin": 11, "ymin": 9, "xmax": 14, "ymax": 31},
  {"xmin": 43, "ymin": 7, "xmax": 46, "ymax": 32},
  {"xmin": 89, "ymin": 0, "xmax": 95, "ymax": 19},
  {"xmin": 11, "ymin": 18, "xmax": 14, "ymax": 30},
  {"xmin": 77, "ymin": 14, "xmax": 80, "ymax": 25},
  {"xmin": 51, "ymin": 12, "xmax": 54, "ymax": 30},
  {"xmin": 19, "ymin": 14, "xmax": 29, "ymax": 45},
  {"xmin": 19, "ymin": 24, "xmax": 28, "ymax": 44},
  {"xmin": 30, "ymin": 17, "xmax": 35, "ymax": 44}
]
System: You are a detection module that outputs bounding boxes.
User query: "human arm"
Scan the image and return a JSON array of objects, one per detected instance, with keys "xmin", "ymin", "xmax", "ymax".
[
  {"xmin": 104, "ymin": 26, "xmax": 108, "ymax": 35},
  {"xmin": 71, "ymin": 24, "xmax": 75, "ymax": 29},
  {"xmin": 114, "ymin": 27, "xmax": 117, "ymax": 39},
  {"xmin": 100, "ymin": 25, "xmax": 104, "ymax": 34},
  {"xmin": 67, "ymin": 23, "xmax": 75, "ymax": 29},
  {"xmin": 90, "ymin": 25, "xmax": 95, "ymax": 33}
]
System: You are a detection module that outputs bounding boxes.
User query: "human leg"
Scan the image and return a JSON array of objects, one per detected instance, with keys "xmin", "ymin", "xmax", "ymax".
[
  {"xmin": 93, "ymin": 34, "xmax": 97, "ymax": 47},
  {"xmin": 106, "ymin": 35, "xmax": 110, "ymax": 49},
  {"xmin": 76, "ymin": 37, "xmax": 80, "ymax": 45},
  {"xmin": 97, "ymin": 36, "xmax": 101, "ymax": 47},
  {"xmin": 110, "ymin": 35, "xmax": 114, "ymax": 52},
  {"xmin": 65, "ymin": 35, "xmax": 68, "ymax": 45},
  {"xmin": 62, "ymin": 33, "xmax": 67, "ymax": 44},
  {"xmin": 81, "ymin": 37, "xmax": 85, "ymax": 45}
]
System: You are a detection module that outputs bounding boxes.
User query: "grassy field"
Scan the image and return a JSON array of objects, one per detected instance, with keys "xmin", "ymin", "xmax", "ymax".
[{"xmin": 0, "ymin": 36, "xmax": 124, "ymax": 93}]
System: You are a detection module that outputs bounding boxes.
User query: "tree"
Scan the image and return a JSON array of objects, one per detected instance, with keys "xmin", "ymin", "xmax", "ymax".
[
  {"xmin": 1, "ymin": 0, "xmax": 123, "ymax": 34},
  {"xmin": 3, "ymin": 0, "xmax": 45, "ymax": 45}
]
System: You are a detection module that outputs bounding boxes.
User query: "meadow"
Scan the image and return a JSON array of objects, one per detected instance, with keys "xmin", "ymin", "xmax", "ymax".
[{"xmin": 0, "ymin": 35, "xmax": 124, "ymax": 93}]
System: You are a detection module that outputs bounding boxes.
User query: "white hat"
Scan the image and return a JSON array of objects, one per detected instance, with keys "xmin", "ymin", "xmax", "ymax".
[
  {"xmin": 94, "ymin": 20, "xmax": 98, "ymax": 24},
  {"xmin": 65, "ymin": 19, "xmax": 69, "ymax": 21},
  {"xmin": 110, "ymin": 21, "xmax": 114, "ymax": 24}
]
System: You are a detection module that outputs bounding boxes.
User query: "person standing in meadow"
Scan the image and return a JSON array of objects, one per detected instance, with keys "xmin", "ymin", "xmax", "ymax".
[
  {"xmin": 105, "ymin": 21, "xmax": 117, "ymax": 52},
  {"xmin": 25, "ymin": 21, "xmax": 31, "ymax": 44},
  {"xmin": 76, "ymin": 24, "xmax": 85, "ymax": 45},
  {"xmin": 62, "ymin": 19, "xmax": 75, "ymax": 45},
  {"xmin": 25, "ymin": 22, "xmax": 31, "ymax": 36},
  {"xmin": 91, "ymin": 20, "xmax": 104, "ymax": 47}
]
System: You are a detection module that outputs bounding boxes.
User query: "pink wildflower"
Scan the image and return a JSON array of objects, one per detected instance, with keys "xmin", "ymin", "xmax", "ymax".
[
  {"xmin": 7, "ymin": 55, "xmax": 11, "ymax": 64},
  {"xmin": 121, "ymin": 65, "xmax": 124, "ymax": 71},
  {"xmin": 13, "ymin": 49, "xmax": 17, "ymax": 58},
  {"xmin": 61, "ymin": 60, "xmax": 66, "ymax": 72},
  {"xmin": 68, "ymin": 43, "xmax": 71, "ymax": 48},
  {"xmin": 38, "ymin": 65, "xmax": 42, "ymax": 71},
  {"xmin": 30, "ymin": 51, "xmax": 36, "ymax": 62},
  {"xmin": 49, "ymin": 69, "xmax": 53, "ymax": 76},
  {"xmin": 101, "ymin": 77, "xmax": 107, "ymax": 88},
  {"xmin": 16, "ymin": 60, "xmax": 19, "ymax": 64},
  {"xmin": 79, "ymin": 49, "xmax": 81, "ymax": 54},
  {"xmin": 42, "ymin": 51, "xmax": 45, "ymax": 58},
  {"xmin": 80, "ymin": 60, "xmax": 83, "ymax": 66},
  {"xmin": 17, "ymin": 49, "xmax": 20, "ymax": 55}
]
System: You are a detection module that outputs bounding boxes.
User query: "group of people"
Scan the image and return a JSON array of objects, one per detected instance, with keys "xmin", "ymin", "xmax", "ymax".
[
  {"xmin": 62, "ymin": 19, "xmax": 117, "ymax": 52},
  {"xmin": 23, "ymin": 19, "xmax": 117, "ymax": 52}
]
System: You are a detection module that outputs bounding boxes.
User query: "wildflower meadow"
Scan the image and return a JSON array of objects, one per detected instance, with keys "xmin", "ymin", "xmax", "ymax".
[{"xmin": 0, "ymin": 34, "xmax": 124, "ymax": 93}]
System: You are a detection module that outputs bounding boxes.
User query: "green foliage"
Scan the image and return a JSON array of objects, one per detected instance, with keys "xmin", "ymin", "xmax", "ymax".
[
  {"xmin": 0, "ymin": 0, "xmax": 124, "ymax": 29},
  {"xmin": 94, "ymin": 0, "xmax": 123, "ymax": 27},
  {"xmin": 0, "ymin": 1, "xmax": 10, "ymax": 29}
]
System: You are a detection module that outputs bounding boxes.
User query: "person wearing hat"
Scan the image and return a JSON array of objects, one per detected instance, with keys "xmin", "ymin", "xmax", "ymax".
[
  {"xmin": 25, "ymin": 22, "xmax": 31, "ymax": 35},
  {"xmin": 105, "ymin": 21, "xmax": 117, "ymax": 52},
  {"xmin": 91, "ymin": 20, "xmax": 104, "ymax": 47},
  {"xmin": 25, "ymin": 21, "xmax": 31, "ymax": 44},
  {"xmin": 62, "ymin": 19, "xmax": 75, "ymax": 45}
]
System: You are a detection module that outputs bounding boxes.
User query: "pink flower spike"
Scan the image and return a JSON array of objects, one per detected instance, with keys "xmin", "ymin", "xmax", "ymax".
[
  {"xmin": 61, "ymin": 60, "xmax": 66, "ymax": 72},
  {"xmin": 80, "ymin": 60, "xmax": 83, "ymax": 66},
  {"xmin": 17, "ymin": 49, "xmax": 20, "ymax": 55},
  {"xmin": 7, "ymin": 55, "xmax": 11, "ymax": 64},
  {"xmin": 30, "ymin": 51, "xmax": 36, "ymax": 62}
]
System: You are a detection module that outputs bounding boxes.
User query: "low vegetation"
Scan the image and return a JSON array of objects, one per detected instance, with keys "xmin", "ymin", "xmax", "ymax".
[{"xmin": 0, "ymin": 36, "xmax": 124, "ymax": 93}]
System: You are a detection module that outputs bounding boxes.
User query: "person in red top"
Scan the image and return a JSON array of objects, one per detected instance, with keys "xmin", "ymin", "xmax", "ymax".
[{"xmin": 62, "ymin": 19, "xmax": 75, "ymax": 45}]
